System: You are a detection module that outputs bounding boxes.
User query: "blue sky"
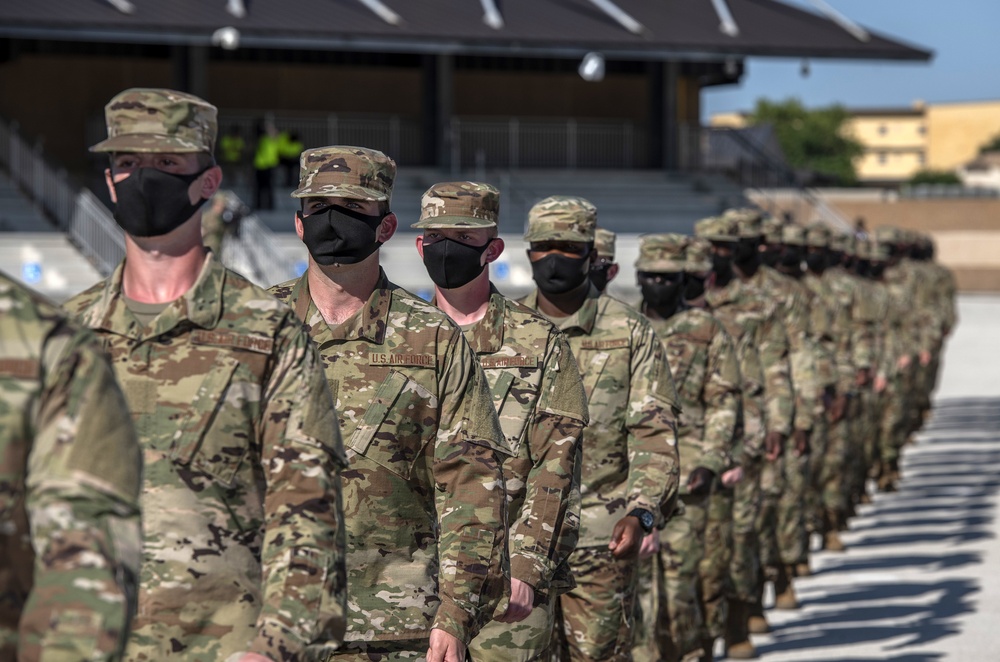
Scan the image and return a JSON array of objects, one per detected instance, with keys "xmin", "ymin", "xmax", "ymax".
[{"xmin": 702, "ymin": 0, "xmax": 1000, "ymax": 118}]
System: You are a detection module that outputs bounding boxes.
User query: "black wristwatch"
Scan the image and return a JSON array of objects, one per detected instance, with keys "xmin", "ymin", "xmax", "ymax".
[{"xmin": 628, "ymin": 508, "xmax": 655, "ymax": 534}]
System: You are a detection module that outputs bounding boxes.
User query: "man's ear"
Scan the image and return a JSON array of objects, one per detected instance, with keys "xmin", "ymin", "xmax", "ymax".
[
  {"xmin": 607, "ymin": 263, "xmax": 620, "ymax": 285},
  {"xmin": 377, "ymin": 213, "xmax": 398, "ymax": 243},
  {"xmin": 484, "ymin": 237, "xmax": 505, "ymax": 264},
  {"xmin": 294, "ymin": 212, "xmax": 305, "ymax": 240},
  {"xmin": 196, "ymin": 165, "xmax": 223, "ymax": 201},
  {"xmin": 104, "ymin": 169, "xmax": 117, "ymax": 204},
  {"xmin": 415, "ymin": 234, "xmax": 426, "ymax": 259}
]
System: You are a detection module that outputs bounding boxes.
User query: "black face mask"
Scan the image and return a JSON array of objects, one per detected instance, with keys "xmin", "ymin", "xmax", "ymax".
[
  {"xmin": 299, "ymin": 204, "xmax": 385, "ymax": 265},
  {"xmin": 112, "ymin": 166, "xmax": 209, "ymax": 237},
  {"xmin": 683, "ymin": 274, "xmax": 707, "ymax": 301},
  {"xmin": 639, "ymin": 274, "xmax": 684, "ymax": 313},
  {"xmin": 532, "ymin": 253, "xmax": 590, "ymax": 295},
  {"xmin": 870, "ymin": 262, "xmax": 886, "ymax": 278},
  {"xmin": 734, "ymin": 239, "xmax": 759, "ymax": 266},
  {"xmin": 422, "ymin": 237, "xmax": 493, "ymax": 289},
  {"xmin": 761, "ymin": 246, "xmax": 782, "ymax": 268},
  {"xmin": 805, "ymin": 252, "xmax": 828, "ymax": 273},
  {"xmin": 780, "ymin": 247, "xmax": 804, "ymax": 270},
  {"xmin": 712, "ymin": 253, "xmax": 733, "ymax": 282},
  {"xmin": 589, "ymin": 265, "xmax": 612, "ymax": 292},
  {"xmin": 854, "ymin": 259, "xmax": 872, "ymax": 277}
]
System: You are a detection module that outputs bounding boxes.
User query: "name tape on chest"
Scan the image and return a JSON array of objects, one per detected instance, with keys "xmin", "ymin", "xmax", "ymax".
[
  {"xmin": 579, "ymin": 338, "xmax": 629, "ymax": 351},
  {"xmin": 480, "ymin": 355, "xmax": 538, "ymax": 369},
  {"xmin": 368, "ymin": 352, "xmax": 435, "ymax": 367},
  {"xmin": 0, "ymin": 359, "xmax": 38, "ymax": 379},
  {"xmin": 191, "ymin": 330, "xmax": 274, "ymax": 354}
]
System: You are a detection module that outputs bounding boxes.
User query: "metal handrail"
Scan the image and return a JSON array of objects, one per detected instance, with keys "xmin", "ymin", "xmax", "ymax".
[
  {"xmin": 218, "ymin": 196, "xmax": 297, "ymax": 287},
  {"xmin": 69, "ymin": 189, "xmax": 125, "ymax": 276}
]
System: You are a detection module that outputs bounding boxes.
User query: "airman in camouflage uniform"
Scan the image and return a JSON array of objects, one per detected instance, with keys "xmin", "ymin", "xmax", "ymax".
[
  {"xmin": 590, "ymin": 228, "xmax": 620, "ymax": 293},
  {"xmin": 0, "ymin": 272, "xmax": 142, "ymax": 662},
  {"xmin": 632, "ymin": 234, "xmax": 742, "ymax": 662},
  {"xmin": 65, "ymin": 88, "xmax": 347, "ymax": 662},
  {"xmin": 696, "ymin": 215, "xmax": 795, "ymax": 636},
  {"xmin": 520, "ymin": 196, "xmax": 681, "ymax": 661},
  {"xmin": 411, "ymin": 181, "xmax": 589, "ymax": 661},
  {"xmin": 271, "ymin": 149, "xmax": 508, "ymax": 662}
]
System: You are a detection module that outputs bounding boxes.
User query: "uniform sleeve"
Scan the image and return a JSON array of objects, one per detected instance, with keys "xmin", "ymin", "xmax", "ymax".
[
  {"xmin": 19, "ymin": 328, "xmax": 142, "ymax": 662},
  {"xmin": 250, "ymin": 320, "xmax": 347, "ymax": 660},
  {"xmin": 849, "ymin": 283, "xmax": 877, "ymax": 376},
  {"xmin": 783, "ymin": 291, "xmax": 819, "ymax": 431},
  {"xmin": 698, "ymin": 328, "xmax": 742, "ymax": 475},
  {"xmin": 431, "ymin": 329, "xmax": 507, "ymax": 644},
  {"xmin": 735, "ymin": 340, "xmax": 767, "ymax": 464},
  {"xmin": 624, "ymin": 319, "xmax": 681, "ymax": 527},
  {"xmin": 757, "ymin": 305, "xmax": 795, "ymax": 437},
  {"xmin": 508, "ymin": 336, "xmax": 588, "ymax": 591}
]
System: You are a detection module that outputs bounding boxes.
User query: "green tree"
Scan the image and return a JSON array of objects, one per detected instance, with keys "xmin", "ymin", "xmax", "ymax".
[
  {"xmin": 749, "ymin": 98, "xmax": 864, "ymax": 185},
  {"xmin": 908, "ymin": 169, "xmax": 961, "ymax": 185},
  {"xmin": 978, "ymin": 133, "xmax": 1000, "ymax": 154}
]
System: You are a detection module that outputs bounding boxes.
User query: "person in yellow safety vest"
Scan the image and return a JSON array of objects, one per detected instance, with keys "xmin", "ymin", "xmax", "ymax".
[
  {"xmin": 254, "ymin": 121, "xmax": 279, "ymax": 210},
  {"xmin": 277, "ymin": 130, "xmax": 304, "ymax": 186},
  {"xmin": 219, "ymin": 127, "xmax": 247, "ymax": 191}
]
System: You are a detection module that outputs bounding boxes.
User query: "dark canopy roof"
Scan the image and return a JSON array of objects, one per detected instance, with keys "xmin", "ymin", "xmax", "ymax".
[{"xmin": 0, "ymin": 0, "xmax": 931, "ymax": 62}]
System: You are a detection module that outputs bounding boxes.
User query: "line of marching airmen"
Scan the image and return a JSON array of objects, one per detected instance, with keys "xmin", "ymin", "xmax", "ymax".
[{"xmin": 0, "ymin": 87, "xmax": 953, "ymax": 662}]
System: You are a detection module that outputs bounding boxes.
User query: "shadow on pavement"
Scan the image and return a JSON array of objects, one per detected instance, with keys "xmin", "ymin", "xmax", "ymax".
[{"xmin": 750, "ymin": 398, "xmax": 997, "ymax": 660}]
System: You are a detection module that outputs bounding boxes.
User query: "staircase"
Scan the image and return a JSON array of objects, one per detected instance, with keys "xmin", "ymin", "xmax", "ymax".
[{"xmin": 0, "ymin": 171, "xmax": 54, "ymax": 232}]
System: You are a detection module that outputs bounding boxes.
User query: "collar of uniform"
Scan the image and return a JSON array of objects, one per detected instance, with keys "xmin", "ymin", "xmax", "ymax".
[
  {"xmin": 462, "ymin": 285, "xmax": 507, "ymax": 355},
  {"xmin": 85, "ymin": 252, "xmax": 223, "ymax": 339},
  {"xmin": 290, "ymin": 268, "xmax": 391, "ymax": 344},
  {"xmin": 521, "ymin": 283, "xmax": 600, "ymax": 335}
]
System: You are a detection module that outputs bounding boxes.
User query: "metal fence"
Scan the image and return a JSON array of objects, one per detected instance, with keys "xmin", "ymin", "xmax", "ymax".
[{"xmin": 220, "ymin": 204, "xmax": 298, "ymax": 288}]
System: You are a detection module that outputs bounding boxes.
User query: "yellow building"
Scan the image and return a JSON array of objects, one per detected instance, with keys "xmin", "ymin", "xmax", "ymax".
[{"xmin": 711, "ymin": 100, "xmax": 1000, "ymax": 185}]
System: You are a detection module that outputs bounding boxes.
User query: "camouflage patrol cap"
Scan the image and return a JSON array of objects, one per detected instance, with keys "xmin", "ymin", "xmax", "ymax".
[
  {"xmin": 830, "ymin": 232, "xmax": 857, "ymax": 255},
  {"xmin": 411, "ymin": 181, "xmax": 499, "ymax": 229},
  {"xmin": 636, "ymin": 233, "xmax": 687, "ymax": 272},
  {"xmin": 762, "ymin": 215, "xmax": 784, "ymax": 244},
  {"xmin": 292, "ymin": 146, "xmax": 396, "ymax": 202},
  {"xmin": 874, "ymin": 226, "xmax": 902, "ymax": 245},
  {"xmin": 805, "ymin": 222, "xmax": 831, "ymax": 248},
  {"xmin": 725, "ymin": 208, "xmax": 764, "ymax": 238},
  {"xmin": 525, "ymin": 196, "xmax": 596, "ymax": 243},
  {"xmin": 781, "ymin": 224, "xmax": 806, "ymax": 246},
  {"xmin": 685, "ymin": 237, "xmax": 713, "ymax": 272},
  {"xmin": 869, "ymin": 239, "xmax": 892, "ymax": 262},
  {"xmin": 90, "ymin": 88, "xmax": 217, "ymax": 154},
  {"xmin": 694, "ymin": 215, "xmax": 739, "ymax": 242},
  {"xmin": 595, "ymin": 228, "xmax": 617, "ymax": 259}
]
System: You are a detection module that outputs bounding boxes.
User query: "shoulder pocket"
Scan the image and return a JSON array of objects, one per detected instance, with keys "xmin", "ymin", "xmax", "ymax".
[
  {"xmin": 170, "ymin": 354, "xmax": 248, "ymax": 487},
  {"xmin": 347, "ymin": 369, "xmax": 427, "ymax": 479}
]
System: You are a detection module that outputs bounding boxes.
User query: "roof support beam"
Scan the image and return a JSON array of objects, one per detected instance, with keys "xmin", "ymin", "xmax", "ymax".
[
  {"xmin": 105, "ymin": 0, "xmax": 135, "ymax": 15},
  {"xmin": 480, "ymin": 0, "xmax": 504, "ymax": 29},
  {"xmin": 585, "ymin": 0, "xmax": 646, "ymax": 36},
  {"xmin": 808, "ymin": 0, "xmax": 870, "ymax": 42},
  {"xmin": 357, "ymin": 0, "xmax": 402, "ymax": 26},
  {"xmin": 710, "ymin": 0, "xmax": 739, "ymax": 37}
]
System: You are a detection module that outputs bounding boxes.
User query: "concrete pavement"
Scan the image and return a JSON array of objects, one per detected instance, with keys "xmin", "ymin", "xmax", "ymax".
[{"xmin": 740, "ymin": 294, "xmax": 1000, "ymax": 661}]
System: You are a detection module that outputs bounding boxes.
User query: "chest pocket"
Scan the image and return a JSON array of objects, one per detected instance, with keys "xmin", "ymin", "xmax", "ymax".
[
  {"xmin": 169, "ymin": 353, "xmax": 249, "ymax": 487},
  {"xmin": 489, "ymin": 370, "xmax": 539, "ymax": 458},
  {"xmin": 578, "ymin": 344, "xmax": 629, "ymax": 426},
  {"xmin": 665, "ymin": 337, "xmax": 707, "ymax": 432},
  {"xmin": 347, "ymin": 369, "xmax": 433, "ymax": 480}
]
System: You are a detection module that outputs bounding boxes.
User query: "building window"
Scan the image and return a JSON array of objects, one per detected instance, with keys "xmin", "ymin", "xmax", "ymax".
[
  {"xmin": 878, "ymin": 152, "xmax": 887, "ymax": 164},
  {"xmin": 918, "ymin": 152, "xmax": 926, "ymax": 165},
  {"xmin": 918, "ymin": 125, "xmax": 927, "ymax": 135},
  {"xmin": 878, "ymin": 124, "xmax": 888, "ymax": 135}
]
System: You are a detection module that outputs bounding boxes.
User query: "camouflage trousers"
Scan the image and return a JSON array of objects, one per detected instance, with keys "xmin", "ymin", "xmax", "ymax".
[
  {"xmin": 821, "ymin": 414, "xmax": 851, "ymax": 514},
  {"xmin": 858, "ymin": 387, "xmax": 880, "ymax": 482},
  {"xmin": 554, "ymin": 546, "xmax": 638, "ymax": 661},
  {"xmin": 729, "ymin": 462, "xmax": 762, "ymax": 603},
  {"xmin": 843, "ymin": 396, "xmax": 868, "ymax": 503},
  {"xmin": 699, "ymin": 486, "xmax": 733, "ymax": 640},
  {"xmin": 468, "ymin": 592, "xmax": 557, "ymax": 662},
  {"xmin": 634, "ymin": 494, "xmax": 708, "ymax": 662},
  {"xmin": 877, "ymin": 374, "xmax": 907, "ymax": 466},
  {"xmin": 756, "ymin": 454, "xmax": 784, "ymax": 573},
  {"xmin": 778, "ymin": 442, "xmax": 809, "ymax": 566},
  {"xmin": 805, "ymin": 414, "xmax": 829, "ymax": 535},
  {"xmin": 323, "ymin": 640, "xmax": 428, "ymax": 661}
]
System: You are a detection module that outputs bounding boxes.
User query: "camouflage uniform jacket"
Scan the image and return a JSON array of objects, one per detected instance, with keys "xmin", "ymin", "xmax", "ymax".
[
  {"xmin": 646, "ymin": 307, "xmax": 741, "ymax": 486},
  {"xmin": 707, "ymin": 277, "xmax": 795, "ymax": 439},
  {"xmin": 520, "ymin": 287, "xmax": 681, "ymax": 547},
  {"xmin": 270, "ymin": 271, "xmax": 507, "ymax": 646},
  {"xmin": 816, "ymin": 267, "xmax": 877, "ymax": 391},
  {"xmin": 882, "ymin": 262, "xmax": 923, "ymax": 359},
  {"xmin": 751, "ymin": 267, "xmax": 820, "ymax": 430},
  {"xmin": 64, "ymin": 255, "xmax": 346, "ymax": 661},
  {"xmin": 0, "ymin": 273, "xmax": 141, "ymax": 662},
  {"xmin": 456, "ymin": 286, "xmax": 588, "ymax": 596}
]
